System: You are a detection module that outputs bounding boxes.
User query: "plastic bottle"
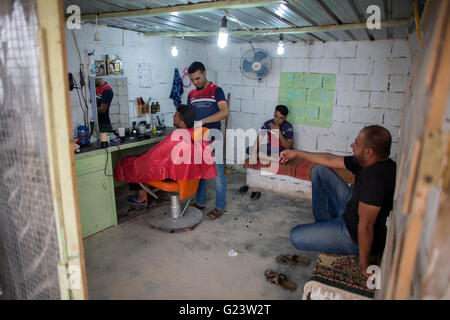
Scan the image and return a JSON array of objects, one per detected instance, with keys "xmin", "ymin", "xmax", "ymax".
[
  {"xmin": 131, "ymin": 121, "xmax": 138, "ymax": 137},
  {"xmin": 77, "ymin": 125, "xmax": 89, "ymax": 146},
  {"xmin": 88, "ymin": 51, "xmax": 96, "ymax": 76},
  {"xmin": 151, "ymin": 102, "xmax": 155, "ymax": 114}
]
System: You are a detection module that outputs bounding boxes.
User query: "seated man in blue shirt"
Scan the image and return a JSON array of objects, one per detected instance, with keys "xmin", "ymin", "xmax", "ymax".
[{"xmin": 248, "ymin": 105, "xmax": 294, "ymax": 161}]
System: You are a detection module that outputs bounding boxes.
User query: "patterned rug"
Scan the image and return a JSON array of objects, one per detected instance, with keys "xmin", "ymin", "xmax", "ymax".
[{"xmin": 309, "ymin": 253, "xmax": 376, "ymax": 298}]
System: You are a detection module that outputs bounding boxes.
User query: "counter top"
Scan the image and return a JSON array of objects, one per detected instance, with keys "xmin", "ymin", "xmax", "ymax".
[{"xmin": 75, "ymin": 127, "xmax": 175, "ymax": 160}]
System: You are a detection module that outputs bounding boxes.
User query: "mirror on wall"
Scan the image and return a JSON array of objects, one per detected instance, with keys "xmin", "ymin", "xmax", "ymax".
[{"xmin": 89, "ymin": 75, "xmax": 129, "ymax": 135}]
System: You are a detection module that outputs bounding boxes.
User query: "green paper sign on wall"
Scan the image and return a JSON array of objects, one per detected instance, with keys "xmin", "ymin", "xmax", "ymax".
[{"xmin": 278, "ymin": 72, "xmax": 336, "ymax": 128}]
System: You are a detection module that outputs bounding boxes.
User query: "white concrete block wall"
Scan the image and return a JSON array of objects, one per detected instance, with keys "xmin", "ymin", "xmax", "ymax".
[
  {"xmin": 65, "ymin": 31, "xmax": 411, "ymax": 165},
  {"xmin": 66, "ymin": 24, "xmax": 207, "ymax": 132},
  {"xmin": 208, "ymin": 40, "xmax": 411, "ymax": 163}
]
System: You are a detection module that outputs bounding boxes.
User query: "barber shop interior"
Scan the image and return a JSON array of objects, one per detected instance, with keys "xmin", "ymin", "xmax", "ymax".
[{"xmin": 1, "ymin": 0, "xmax": 449, "ymax": 301}]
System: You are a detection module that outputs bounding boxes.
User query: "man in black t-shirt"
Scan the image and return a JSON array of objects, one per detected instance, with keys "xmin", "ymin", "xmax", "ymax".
[
  {"xmin": 95, "ymin": 77, "xmax": 114, "ymax": 132},
  {"xmin": 280, "ymin": 125, "xmax": 396, "ymax": 276}
]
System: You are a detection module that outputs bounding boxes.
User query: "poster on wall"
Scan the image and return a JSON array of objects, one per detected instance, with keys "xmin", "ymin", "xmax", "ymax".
[
  {"xmin": 138, "ymin": 63, "xmax": 152, "ymax": 88},
  {"xmin": 278, "ymin": 72, "xmax": 336, "ymax": 128}
]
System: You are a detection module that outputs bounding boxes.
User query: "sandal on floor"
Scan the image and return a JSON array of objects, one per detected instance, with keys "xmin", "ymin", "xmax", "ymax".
[
  {"xmin": 264, "ymin": 270, "xmax": 297, "ymax": 291},
  {"xmin": 239, "ymin": 185, "xmax": 249, "ymax": 194},
  {"xmin": 250, "ymin": 191, "xmax": 261, "ymax": 200},
  {"xmin": 206, "ymin": 208, "xmax": 224, "ymax": 219},
  {"xmin": 276, "ymin": 254, "xmax": 310, "ymax": 266},
  {"xmin": 191, "ymin": 203, "xmax": 206, "ymax": 210}
]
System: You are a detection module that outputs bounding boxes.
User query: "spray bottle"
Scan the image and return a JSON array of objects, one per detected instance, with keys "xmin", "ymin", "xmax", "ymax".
[{"xmin": 87, "ymin": 50, "xmax": 96, "ymax": 76}]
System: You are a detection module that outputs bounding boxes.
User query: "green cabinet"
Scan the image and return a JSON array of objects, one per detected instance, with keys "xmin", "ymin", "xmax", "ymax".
[
  {"xmin": 76, "ymin": 169, "xmax": 117, "ymax": 238},
  {"xmin": 75, "ymin": 151, "xmax": 117, "ymax": 238},
  {"xmin": 74, "ymin": 134, "xmax": 168, "ymax": 238}
]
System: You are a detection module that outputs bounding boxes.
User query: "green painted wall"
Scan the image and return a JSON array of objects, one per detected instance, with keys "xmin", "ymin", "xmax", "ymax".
[{"xmin": 278, "ymin": 72, "xmax": 336, "ymax": 128}]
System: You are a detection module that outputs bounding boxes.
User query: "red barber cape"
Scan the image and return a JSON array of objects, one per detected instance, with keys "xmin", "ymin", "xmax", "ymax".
[{"xmin": 113, "ymin": 129, "xmax": 217, "ymax": 183}]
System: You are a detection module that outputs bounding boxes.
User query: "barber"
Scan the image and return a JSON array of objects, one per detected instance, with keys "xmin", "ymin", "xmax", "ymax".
[{"xmin": 187, "ymin": 61, "xmax": 229, "ymax": 220}]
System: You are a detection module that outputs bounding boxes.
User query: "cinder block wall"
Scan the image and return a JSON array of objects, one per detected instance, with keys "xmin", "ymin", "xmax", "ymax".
[
  {"xmin": 208, "ymin": 40, "xmax": 412, "ymax": 163},
  {"xmin": 65, "ymin": 24, "xmax": 208, "ymax": 132}
]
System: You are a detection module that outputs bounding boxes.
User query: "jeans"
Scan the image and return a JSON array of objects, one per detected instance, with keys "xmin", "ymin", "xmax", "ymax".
[
  {"xmin": 196, "ymin": 163, "xmax": 227, "ymax": 210},
  {"xmin": 290, "ymin": 165, "xmax": 359, "ymax": 255}
]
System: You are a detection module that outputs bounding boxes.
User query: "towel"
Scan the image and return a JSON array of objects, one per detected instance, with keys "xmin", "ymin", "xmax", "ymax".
[{"xmin": 169, "ymin": 68, "xmax": 184, "ymax": 106}]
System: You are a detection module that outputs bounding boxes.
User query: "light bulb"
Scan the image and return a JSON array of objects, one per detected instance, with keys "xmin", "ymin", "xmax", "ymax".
[
  {"xmin": 277, "ymin": 40, "xmax": 285, "ymax": 55},
  {"xmin": 171, "ymin": 45, "xmax": 178, "ymax": 57},
  {"xmin": 217, "ymin": 27, "xmax": 228, "ymax": 48}
]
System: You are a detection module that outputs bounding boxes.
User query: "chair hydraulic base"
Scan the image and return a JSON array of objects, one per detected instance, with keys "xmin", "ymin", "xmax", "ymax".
[
  {"xmin": 146, "ymin": 194, "xmax": 204, "ymax": 232},
  {"xmin": 146, "ymin": 206, "xmax": 203, "ymax": 232}
]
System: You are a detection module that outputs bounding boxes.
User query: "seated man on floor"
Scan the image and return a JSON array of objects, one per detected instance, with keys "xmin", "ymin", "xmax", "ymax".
[
  {"xmin": 279, "ymin": 125, "xmax": 396, "ymax": 276},
  {"xmin": 114, "ymin": 104, "xmax": 216, "ymax": 207},
  {"xmin": 247, "ymin": 105, "xmax": 293, "ymax": 162}
]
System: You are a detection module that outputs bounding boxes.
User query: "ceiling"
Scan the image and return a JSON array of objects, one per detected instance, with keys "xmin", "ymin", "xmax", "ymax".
[{"xmin": 64, "ymin": 0, "xmax": 425, "ymax": 44}]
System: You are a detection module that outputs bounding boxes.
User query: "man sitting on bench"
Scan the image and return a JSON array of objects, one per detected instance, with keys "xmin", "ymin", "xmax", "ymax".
[
  {"xmin": 280, "ymin": 125, "xmax": 396, "ymax": 276},
  {"xmin": 248, "ymin": 105, "xmax": 293, "ymax": 162}
]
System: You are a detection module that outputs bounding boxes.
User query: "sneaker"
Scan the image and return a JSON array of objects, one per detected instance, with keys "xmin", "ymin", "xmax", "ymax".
[{"xmin": 127, "ymin": 196, "xmax": 146, "ymax": 208}]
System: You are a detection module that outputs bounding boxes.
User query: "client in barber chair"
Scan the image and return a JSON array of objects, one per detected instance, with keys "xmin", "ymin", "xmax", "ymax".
[{"xmin": 114, "ymin": 104, "xmax": 217, "ymax": 208}]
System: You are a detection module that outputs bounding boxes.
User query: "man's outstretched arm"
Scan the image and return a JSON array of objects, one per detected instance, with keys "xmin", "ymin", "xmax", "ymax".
[
  {"xmin": 357, "ymin": 202, "xmax": 381, "ymax": 276},
  {"xmin": 279, "ymin": 149, "xmax": 346, "ymax": 169}
]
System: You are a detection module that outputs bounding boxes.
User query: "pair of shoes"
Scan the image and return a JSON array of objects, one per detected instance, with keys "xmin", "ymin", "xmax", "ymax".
[
  {"xmin": 264, "ymin": 270, "xmax": 297, "ymax": 291},
  {"xmin": 191, "ymin": 203, "xmax": 206, "ymax": 210},
  {"xmin": 276, "ymin": 254, "xmax": 310, "ymax": 266},
  {"xmin": 127, "ymin": 196, "xmax": 146, "ymax": 208},
  {"xmin": 251, "ymin": 191, "xmax": 261, "ymax": 200},
  {"xmin": 206, "ymin": 208, "xmax": 224, "ymax": 219}
]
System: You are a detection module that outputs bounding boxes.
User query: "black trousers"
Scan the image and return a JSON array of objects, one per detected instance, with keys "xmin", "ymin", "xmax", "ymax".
[{"xmin": 129, "ymin": 183, "xmax": 142, "ymax": 191}]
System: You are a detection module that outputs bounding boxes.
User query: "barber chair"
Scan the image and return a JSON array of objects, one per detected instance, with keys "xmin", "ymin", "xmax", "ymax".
[{"xmin": 140, "ymin": 128, "xmax": 208, "ymax": 232}]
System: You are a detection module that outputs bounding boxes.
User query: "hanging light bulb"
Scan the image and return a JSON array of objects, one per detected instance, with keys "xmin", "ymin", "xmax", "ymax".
[
  {"xmin": 217, "ymin": 16, "xmax": 228, "ymax": 49},
  {"xmin": 277, "ymin": 34, "xmax": 285, "ymax": 55},
  {"xmin": 171, "ymin": 37, "xmax": 178, "ymax": 57},
  {"xmin": 94, "ymin": 14, "xmax": 100, "ymax": 41}
]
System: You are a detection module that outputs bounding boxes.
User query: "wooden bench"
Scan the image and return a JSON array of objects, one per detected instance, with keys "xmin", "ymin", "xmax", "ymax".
[{"xmin": 244, "ymin": 157, "xmax": 354, "ymax": 196}]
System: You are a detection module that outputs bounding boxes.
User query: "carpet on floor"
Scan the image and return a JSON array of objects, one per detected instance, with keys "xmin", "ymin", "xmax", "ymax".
[{"xmin": 303, "ymin": 253, "xmax": 376, "ymax": 300}]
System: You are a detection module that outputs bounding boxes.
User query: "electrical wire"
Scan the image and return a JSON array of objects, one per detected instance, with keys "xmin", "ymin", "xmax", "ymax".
[
  {"xmin": 72, "ymin": 77, "xmax": 88, "ymax": 126},
  {"xmin": 72, "ymin": 77, "xmax": 87, "ymax": 125},
  {"xmin": 248, "ymin": 41, "xmax": 256, "ymax": 56},
  {"xmin": 103, "ymin": 142, "xmax": 121, "ymax": 177},
  {"xmin": 71, "ymin": 30, "xmax": 91, "ymax": 126}
]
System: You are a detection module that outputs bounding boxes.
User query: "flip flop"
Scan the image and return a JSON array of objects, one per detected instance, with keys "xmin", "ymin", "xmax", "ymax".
[
  {"xmin": 206, "ymin": 208, "xmax": 224, "ymax": 219},
  {"xmin": 276, "ymin": 254, "xmax": 310, "ymax": 266},
  {"xmin": 264, "ymin": 270, "xmax": 297, "ymax": 291},
  {"xmin": 250, "ymin": 191, "xmax": 261, "ymax": 200}
]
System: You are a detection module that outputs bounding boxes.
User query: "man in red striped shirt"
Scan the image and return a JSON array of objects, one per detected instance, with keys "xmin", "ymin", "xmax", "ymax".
[{"xmin": 187, "ymin": 62, "xmax": 229, "ymax": 220}]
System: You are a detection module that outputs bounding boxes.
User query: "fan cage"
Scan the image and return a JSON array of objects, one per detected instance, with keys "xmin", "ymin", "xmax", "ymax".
[{"xmin": 240, "ymin": 48, "xmax": 272, "ymax": 80}]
